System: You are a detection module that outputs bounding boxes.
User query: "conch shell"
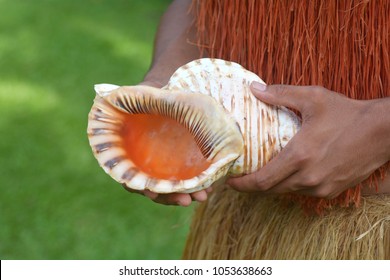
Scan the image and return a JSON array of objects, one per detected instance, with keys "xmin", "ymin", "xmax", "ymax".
[{"xmin": 87, "ymin": 59, "xmax": 300, "ymax": 193}]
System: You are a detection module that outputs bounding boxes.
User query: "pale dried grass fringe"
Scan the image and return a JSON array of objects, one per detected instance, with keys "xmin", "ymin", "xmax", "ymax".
[
  {"xmin": 356, "ymin": 216, "xmax": 390, "ymax": 241},
  {"xmin": 355, "ymin": 197, "xmax": 390, "ymax": 241},
  {"xmin": 183, "ymin": 187, "xmax": 390, "ymax": 259}
]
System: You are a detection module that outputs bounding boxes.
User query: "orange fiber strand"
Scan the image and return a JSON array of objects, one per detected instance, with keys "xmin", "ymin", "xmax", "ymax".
[{"xmin": 192, "ymin": 0, "xmax": 389, "ymax": 212}]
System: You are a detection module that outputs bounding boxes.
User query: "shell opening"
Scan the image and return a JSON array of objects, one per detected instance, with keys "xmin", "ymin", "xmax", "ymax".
[
  {"xmin": 105, "ymin": 86, "xmax": 244, "ymax": 160},
  {"xmin": 121, "ymin": 113, "xmax": 211, "ymax": 180},
  {"xmin": 88, "ymin": 85, "xmax": 244, "ymax": 192}
]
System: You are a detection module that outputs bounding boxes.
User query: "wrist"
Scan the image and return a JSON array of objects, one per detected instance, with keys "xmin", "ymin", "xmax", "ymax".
[
  {"xmin": 142, "ymin": 66, "xmax": 170, "ymax": 88},
  {"xmin": 378, "ymin": 98, "xmax": 390, "ymax": 161},
  {"xmin": 141, "ymin": 76, "xmax": 165, "ymax": 88},
  {"xmin": 364, "ymin": 97, "xmax": 390, "ymax": 161}
]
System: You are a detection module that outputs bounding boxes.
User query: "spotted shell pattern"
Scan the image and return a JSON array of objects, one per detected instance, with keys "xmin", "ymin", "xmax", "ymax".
[{"xmin": 165, "ymin": 59, "xmax": 300, "ymax": 174}]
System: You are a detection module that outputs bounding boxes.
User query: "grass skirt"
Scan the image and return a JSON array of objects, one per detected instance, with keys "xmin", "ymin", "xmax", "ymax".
[{"xmin": 183, "ymin": 186, "xmax": 390, "ymax": 259}]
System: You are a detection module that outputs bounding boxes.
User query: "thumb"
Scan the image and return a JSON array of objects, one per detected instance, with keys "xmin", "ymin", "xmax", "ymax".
[{"xmin": 250, "ymin": 82, "xmax": 310, "ymax": 111}]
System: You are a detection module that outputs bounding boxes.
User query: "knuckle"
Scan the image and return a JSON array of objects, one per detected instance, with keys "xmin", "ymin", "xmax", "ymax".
[
  {"xmin": 307, "ymin": 86, "xmax": 327, "ymax": 106},
  {"xmin": 254, "ymin": 174, "xmax": 271, "ymax": 190},
  {"xmin": 292, "ymin": 148, "xmax": 310, "ymax": 167},
  {"xmin": 312, "ymin": 186, "xmax": 332, "ymax": 198},
  {"xmin": 326, "ymin": 192, "xmax": 339, "ymax": 200},
  {"xmin": 302, "ymin": 174, "xmax": 322, "ymax": 188},
  {"xmin": 310, "ymin": 85, "xmax": 327, "ymax": 95},
  {"xmin": 290, "ymin": 142, "xmax": 320, "ymax": 167}
]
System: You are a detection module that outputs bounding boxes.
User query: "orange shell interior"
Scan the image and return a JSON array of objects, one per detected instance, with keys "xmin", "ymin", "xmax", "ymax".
[{"xmin": 121, "ymin": 113, "xmax": 211, "ymax": 180}]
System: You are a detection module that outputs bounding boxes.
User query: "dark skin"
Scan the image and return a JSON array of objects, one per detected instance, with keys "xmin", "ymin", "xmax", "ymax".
[
  {"xmin": 125, "ymin": 0, "xmax": 390, "ymax": 206},
  {"xmin": 227, "ymin": 82, "xmax": 390, "ymax": 198}
]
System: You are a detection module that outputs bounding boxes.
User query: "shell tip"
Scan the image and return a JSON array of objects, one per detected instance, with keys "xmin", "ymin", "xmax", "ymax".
[{"xmin": 94, "ymin": 83, "xmax": 120, "ymax": 97}]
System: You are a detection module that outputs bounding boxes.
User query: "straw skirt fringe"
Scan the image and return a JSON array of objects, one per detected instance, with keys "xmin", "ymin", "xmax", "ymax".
[{"xmin": 183, "ymin": 186, "xmax": 390, "ymax": 259}]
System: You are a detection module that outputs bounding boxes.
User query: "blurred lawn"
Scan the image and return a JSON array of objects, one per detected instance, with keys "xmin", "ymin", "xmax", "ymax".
[{"xmin": 0, "ymin": 0, "xmax": 196, "ymax": 259}]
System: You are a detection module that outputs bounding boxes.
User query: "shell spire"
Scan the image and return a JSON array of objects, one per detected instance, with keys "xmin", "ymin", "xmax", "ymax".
[{"xmin": 94, "ymin": 84, "xmax": 120, "ymax": 97}]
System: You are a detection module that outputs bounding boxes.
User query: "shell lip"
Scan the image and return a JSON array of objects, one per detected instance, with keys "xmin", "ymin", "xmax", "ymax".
[
  {"xmin": 92, "ymin": 146, "xmax": 240, "ymax": 194},
  {"xmin": 130, "ymin": 153, "xmax": 240, "ymax": 194},
  {"xmin": 94, "ymin": 83, "xmax": 120, "ymax": 97},
  {"xmin": 88, "ymin": 84, "xmax": 244, "ymax": 193}
]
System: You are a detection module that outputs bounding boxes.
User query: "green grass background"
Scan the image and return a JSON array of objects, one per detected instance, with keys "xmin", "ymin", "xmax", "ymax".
[{"xmin": 0, "ymin": 0, "xmax": 196, "ymax": 259}]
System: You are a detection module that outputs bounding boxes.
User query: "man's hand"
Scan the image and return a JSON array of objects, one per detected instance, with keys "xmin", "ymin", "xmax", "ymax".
[{"xmin": 227, "ymin": 82, "xmax": 390, "ymax": 198}]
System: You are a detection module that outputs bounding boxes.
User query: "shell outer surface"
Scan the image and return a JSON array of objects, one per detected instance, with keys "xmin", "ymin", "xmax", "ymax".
[{"xmin": 166, "ymin": 58, "xmax": 300, "ymax": 174}]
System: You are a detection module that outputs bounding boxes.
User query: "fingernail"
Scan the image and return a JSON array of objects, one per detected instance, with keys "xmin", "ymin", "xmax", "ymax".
[
  {"xmin": 251, "ymin": 81, "xmax": 267, "ymax": 92},
  {"xmin": 178, "ymin": 199, "xmax": 190, "ymax": 207}
]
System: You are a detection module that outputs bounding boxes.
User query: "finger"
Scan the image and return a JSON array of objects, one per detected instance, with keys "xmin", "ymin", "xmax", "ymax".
[
  {"xmin": 267, "ymin": 174, "xmax": 336, "ymax": 199},
  {"xmin": 122, "ymin": 183, "xmax": 193, "ymax": 206},
  {"xmin": 143, "ymin": 189, "xmax": 159, "ymax": 200},
  {"xmin": 251, "ymin": 82, "xmax": 314, "ymax": 111},
  {"xmin": 190, "ymin": 190, "xmax": 208, "ymax": 202},
  {"xmin": 152, "ymin": 193, "xmax": 192, "ymax": 206},
  {"xmin": 205, "ymin": 187, "xmax": 213, "ymax": 193},
  {"xmin": 122, "ymin": 183, "xmax": 147, "ymax": 196},
  {"xmin": 227, "ymin": 142, "xmax": 300, "ymax": 192},
  {"xmin": 263, "ymin": 173, "xmax": 307, "ymax": 195}
]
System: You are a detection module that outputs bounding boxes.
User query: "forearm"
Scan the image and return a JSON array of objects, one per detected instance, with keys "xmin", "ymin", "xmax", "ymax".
[{"xmin": 143, "ymin": 0, "xmax": 201, "ymax": 87}]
